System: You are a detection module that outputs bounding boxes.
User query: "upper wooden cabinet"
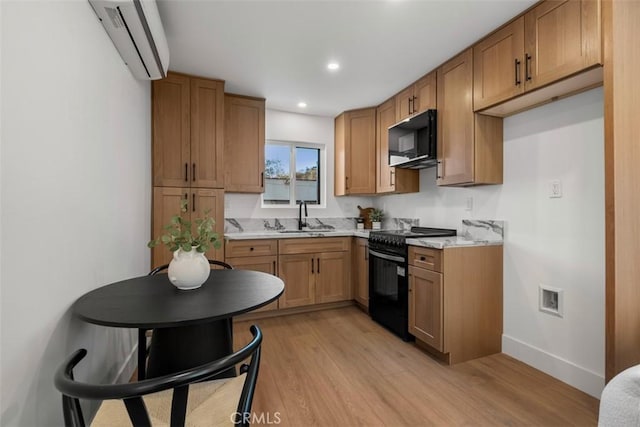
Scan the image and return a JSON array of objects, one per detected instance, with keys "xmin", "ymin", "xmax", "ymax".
[
  {"xmin": 395, "ymin": 72, "xmax": 437, "ymax": 122},
  {"xmin": 437, "ymin": 49, "xmax": 503, "ymax": 186},
  {"xmin": 151, "ymin": 187, "xmax": 224, "ymax": 269},
  {"xmin": 224, "ymin": 94, "xmax": 266, "ymax": 193},
  {"xmin": 474, "ymin": 17, "xmax": 526, "ymax": 111},
  {"xmin": 376, "ymin": 98, "xmax": 419, "ymax": 194},
  {"xmin": 152, "ymin": 72, "xmax": 225, "ymax": 188},
  {"xmin": 474, "ymin": 0, "xmax": 602, "ymax": 112},
  {"xmin": 334, "ymin": 108, "xmax": 376, "ymax": 196}
]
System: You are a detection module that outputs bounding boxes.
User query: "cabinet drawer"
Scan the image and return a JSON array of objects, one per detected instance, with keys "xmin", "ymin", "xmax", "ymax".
[
  {"xmin": 408, "ymin": 246, "xmax": 442, "ymax": 272},
  {"xmin": 279, "ymin": 237, "xmax": 350, "ymax": 255},
  {"xmin": 225, "ymin": 239, "xmax": 277, "ymax": 257}
]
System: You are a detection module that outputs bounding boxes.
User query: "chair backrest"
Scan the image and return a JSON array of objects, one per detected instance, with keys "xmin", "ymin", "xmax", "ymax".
[
  {"xmin": 149, "ymin": 259, "xmax": 234, "ymax": 276},
  {"xmin": 55, "ymin": 325, "xmax": 262, "ymax": 427}
]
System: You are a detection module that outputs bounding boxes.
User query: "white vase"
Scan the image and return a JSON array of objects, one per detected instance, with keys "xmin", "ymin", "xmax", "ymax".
[
  {"xmin": 372, "ymin": 221, "xmax": 381, "ymax": 230},
  {"xmin": 167, "ymin": 248, "xmax": 210, "ymax": 290}
]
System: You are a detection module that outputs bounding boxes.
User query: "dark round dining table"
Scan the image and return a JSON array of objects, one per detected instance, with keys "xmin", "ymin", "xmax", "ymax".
[{"xmin": 72, "ymin": 269, "xmax": 284, "ymax": 379}]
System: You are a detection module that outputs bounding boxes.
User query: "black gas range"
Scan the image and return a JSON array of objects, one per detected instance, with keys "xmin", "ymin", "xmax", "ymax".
[{"xmin": 368, "ymin": 227, "xmax": 456, "ymax": 341}]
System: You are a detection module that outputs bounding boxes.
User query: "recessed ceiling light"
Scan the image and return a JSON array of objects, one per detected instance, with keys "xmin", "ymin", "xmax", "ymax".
[
  {"xmin": 327, "ymin": 62, "xmax": 340, "ymax": 71},
  {"xmin": 297, "ymin": 102, "xmax": 307, "ymax": 108}
]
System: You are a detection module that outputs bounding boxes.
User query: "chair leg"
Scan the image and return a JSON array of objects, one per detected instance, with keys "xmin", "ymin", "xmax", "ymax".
[
  {"xmin": 170, "ymin": 385, "xmax": 189, "ymax": 427},
  {"xmin": 138, "ymin": 329, "xmax": 147, "ymax": 381}
]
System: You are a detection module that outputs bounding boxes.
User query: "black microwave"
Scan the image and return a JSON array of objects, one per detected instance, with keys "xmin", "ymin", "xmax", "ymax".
[{"xmin": 388, "ymin": 109, "xmax": 437, "ymax": 169}]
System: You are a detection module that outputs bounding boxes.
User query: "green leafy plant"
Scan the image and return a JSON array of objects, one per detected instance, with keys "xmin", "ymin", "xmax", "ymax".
[
  {"xmin": 147, "ymin": 199, "xmax": 221, "ymax": 253},
  {"xmin": 369, "ymin": 208, "xmax": 384, "ymax": 222}
]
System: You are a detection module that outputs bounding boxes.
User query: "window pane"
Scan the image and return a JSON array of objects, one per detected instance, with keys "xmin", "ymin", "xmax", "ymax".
[
  {"xmin": 264, "ymin": 145, "xmax": 291, "ymax": 205},
  {"xmin": 295, "ymin": 147, "xmax": 320, "ymax": 204}
]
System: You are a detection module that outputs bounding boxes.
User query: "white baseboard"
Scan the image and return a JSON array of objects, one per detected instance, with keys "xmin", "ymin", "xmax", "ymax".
[
  {"xmin": 502, "ymin": 334, "xmax": 604, "ymax": 399},
  {"xmin": 114, "ymin": 342, "xmax": 138, "ymax": 384}
]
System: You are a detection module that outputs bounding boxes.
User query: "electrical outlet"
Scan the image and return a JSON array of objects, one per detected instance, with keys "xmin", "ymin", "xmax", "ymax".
[
  {"xmin": 465, "ymin": 196, "xmax": 473, "ymax": 211},
  {"xmin": 549, "ymin": 180, "xmax": 563, "ymax": 198}
]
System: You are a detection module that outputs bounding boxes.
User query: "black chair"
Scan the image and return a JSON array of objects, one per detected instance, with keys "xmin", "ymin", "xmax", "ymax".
[
  {"xmin": 55, "ymin": 325, "xmax": 262, "ymax": 427},
  {"xmin": 138, "ymin": 259, "xmax": 234, "ymax": 380}
]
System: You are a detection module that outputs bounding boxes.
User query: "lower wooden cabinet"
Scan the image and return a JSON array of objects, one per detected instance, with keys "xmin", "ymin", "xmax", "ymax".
[
  {"xmin": 353, "ymin": 238, "xmax": 369, "ymax": 308},
  {"xmin": 278, "ymin": 238, "xmax": 351, "ymax": 308},
  {"xmin": 408, "ymin": 245, "xmax": 503, "ymax": 364},
  {"xmin": 226, "ymin": 239, "xmax": 278, "ymax": 312},
  {"xmin": 408, "ymin": 265, "xmax": 443, "ymax": 351}
]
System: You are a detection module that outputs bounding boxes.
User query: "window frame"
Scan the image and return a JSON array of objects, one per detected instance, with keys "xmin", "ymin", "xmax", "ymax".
[{"xmin": 261, "ymin": 140, "xmax": 326, "ymax": 209}]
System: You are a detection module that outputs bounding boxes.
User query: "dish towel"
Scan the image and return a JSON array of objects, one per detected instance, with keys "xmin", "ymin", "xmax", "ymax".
[{"xmin": 599, "ymin": 364, "xmax": 640, "ymax": 426}]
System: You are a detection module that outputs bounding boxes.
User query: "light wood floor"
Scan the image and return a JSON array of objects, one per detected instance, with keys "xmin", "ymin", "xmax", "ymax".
[{"xmin": 234, "ymin": 306, "xmax": 599, "ymax": 426}]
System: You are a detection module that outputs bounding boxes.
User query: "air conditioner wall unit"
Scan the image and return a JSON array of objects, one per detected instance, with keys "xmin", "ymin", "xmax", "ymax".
[{"xmin": 88, "ymin": 0, "xmax": 169, "ymax": 80}]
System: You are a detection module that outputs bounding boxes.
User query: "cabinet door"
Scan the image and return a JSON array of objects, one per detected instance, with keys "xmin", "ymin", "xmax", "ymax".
[
  {"xmin": 377, "ymin": 98, "xmax": 420, "ymax": 195},
  {"xmin": 524, "ymin": 0, "xmax": 601, "ymax": 91},
  {"xmin": 192, "ymin": 188, "xmax": 225, "ymax": 262},
  {"xmin": 316, "ymin": 251, "xmax": 350, "ymax": 304},
  {"xmin": 437, "ymin": 49, "xmax": 475, "ymax": 185},
  {"xmin": 224, "ymin": 95, "xmax": 266, "ymax": 193},
  {"xmin": 409, "ymin": 266, "xmax": 443, "ymax": 351},
  {"xmin": 152, "ymin": 74, "xmax": 190, "ymax": 187},
  {"xmin": 151, "ymin": 187, "xmax": 189, "ymax": 269},
  {"xmin": 376, "ymin": 98, "xmax": 396, "ymax": 193},
  {"xmin": 278, "ymin": 254, "xmax": 315, "ymax": 308},
  {"xmin": 190, "ymin": 78, "xmax": 224, "ymax": 189},
  {"xmin": 346, "ymin": 108, "xmax": 376, "ymax": 194},
  {"xmin": 413, "ymin": 71, "xmax": 437, "ymax": 114},
  {"xmin": 474, "ymin": 17, "xmax": 525, "ymax": 111},
  {"xmin": 395, "ymin": 86, "xmax": 414, "ymax": 122},
  {"xmin": 353, "ymin": 238, "xmax": 369, "ymax": 308},
  {"xmin": 225, "ymin": 256, "xmax": 279, "ymax": 312}
]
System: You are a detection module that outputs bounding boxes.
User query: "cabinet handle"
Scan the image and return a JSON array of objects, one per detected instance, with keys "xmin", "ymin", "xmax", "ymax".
[
  {"xmin": 261, "ymin": 172, "xmax": 264, "ymax": 188},
  {"xmin": 273, "ymin": 260, "xmax": 276, "ymax": 273},
  {"xmin": 412, "ymin": 96, "xmax": 417, "ymax": 114},
  {"xmin": 408, "ymin": 97, "xmax": 413, "ymax": 115},
  {"xmin": 192, "ymin": 193, "xmax": 195, "ymax": 212},
  {"xmin": 184, "ymin": 193, "xmax": 188, "ymax": 210},
  {"xmin": 514, "ymin": 58, "xmax": 521, "ymax": 86},
  {"xmin": 250, "ymin": 247, "xmax": 254, "ymax": 251},
  {"xmin": 184, "ymin": 163, "xmax": 188, "ymax": 182},
  {"xmin": 390, "ymin": 170, "xmax": 395, "ymax": 186},
  {"xmin": 311, "ymin": 258, "xmax": 314, "ymax": 274},
  {"xmin": 436, "ymin": 160, "xmax": 443, "ymax": 179},
  {"xmin": 345, "ymin": 176, "xmax": 349, "ymax": 190},
  {"xmin": 420, "ymin": 256, "xmax": 426, "ymax": 261},
  {"xmin": 192, "ymin": 163, "xmax": 196, "ymax": 182},
  {"xmin": 317, "ymin": 257, "xmax": 320, "ymax": 274},
  {"xmin": 525, "ymin": 53, "xmax": 532, "ymax": 81}
]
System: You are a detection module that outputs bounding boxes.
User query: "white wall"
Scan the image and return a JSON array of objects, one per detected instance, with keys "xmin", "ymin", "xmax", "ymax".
[
  {"xmin": 225, "ymin": 109, "xmax": 373, "ymax": 219},
  {"xmin": 376, "ymin": 87, "xmax": 605, "ymax": 397},
  {"xmin": 1, "ymin": 2, "xmax": 151, "ymax": 425}
]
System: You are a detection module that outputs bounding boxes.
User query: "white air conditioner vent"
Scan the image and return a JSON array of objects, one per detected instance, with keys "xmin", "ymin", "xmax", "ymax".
[{"xmin": 88, "ymin": 0, "xmax": 169, "ymax": 80}]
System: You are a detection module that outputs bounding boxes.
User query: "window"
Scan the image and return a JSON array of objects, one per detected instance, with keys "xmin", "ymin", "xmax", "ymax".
[{"xmin": 263, "ymin": 141, "xmax": 324, "ymax": 207}]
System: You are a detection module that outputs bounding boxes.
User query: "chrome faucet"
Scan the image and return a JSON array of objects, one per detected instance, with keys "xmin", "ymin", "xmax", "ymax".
[{"xmin": 298, "ymin": 200, "xmax": 308, "ymax": 230}]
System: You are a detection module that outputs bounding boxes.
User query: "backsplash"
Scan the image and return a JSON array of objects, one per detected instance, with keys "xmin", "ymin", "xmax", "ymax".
[
  {"xmin": 224, "ymin": 217, "xmax": 420, "ymax": 233},
  {"xmin": 381, "ymin": 218, "xmax": 419, "ymax": 231},
  {"xmin": 225, "ymin": 217, "xmax": 357, "ymax": 233},
  {"xmin": 460, "ymin": 219, "xmax": 504, "ymax": 241}
]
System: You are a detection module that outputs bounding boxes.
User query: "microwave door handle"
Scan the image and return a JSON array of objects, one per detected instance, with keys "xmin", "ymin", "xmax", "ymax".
[{"xmin": 368, "ymin": 249, "xmax": 405, "ymax": 264}]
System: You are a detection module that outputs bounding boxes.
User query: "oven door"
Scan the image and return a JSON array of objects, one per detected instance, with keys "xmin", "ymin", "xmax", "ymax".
[{"xmin": 368, "ymin": 248, "xmax": 412, "ymax": 341}]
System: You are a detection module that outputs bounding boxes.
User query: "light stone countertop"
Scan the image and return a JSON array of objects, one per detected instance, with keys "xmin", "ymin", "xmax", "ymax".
[
  {"xmin": 406, "ymin": 236, "xmax": 503, "ymax": 249},
  {"xmin": 224, "ymin": 229, "xmax": 369, "ymax": 240},
  {"xmin": 224, "ymin": 230, "xmax": 501, "ymax": 248}
]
